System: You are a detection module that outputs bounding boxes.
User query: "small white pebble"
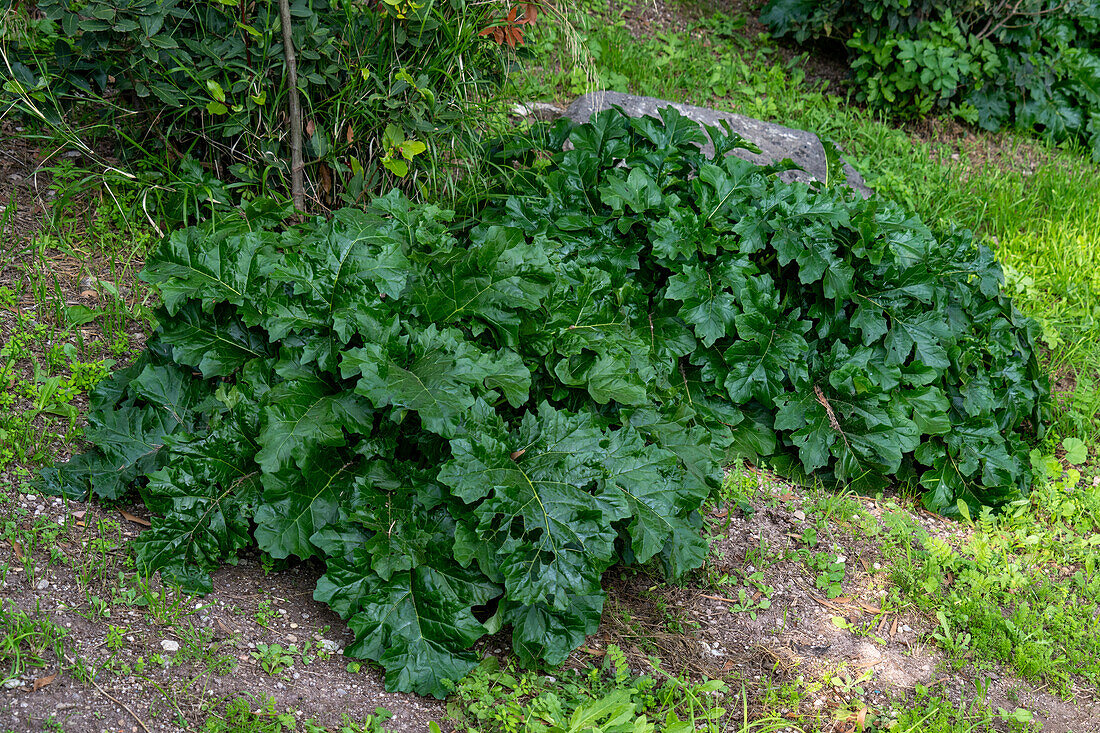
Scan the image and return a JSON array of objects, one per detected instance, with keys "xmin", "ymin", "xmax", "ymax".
[{"xmin": 160, "ymin": 640, "xmax": 180, "ymax": 653}]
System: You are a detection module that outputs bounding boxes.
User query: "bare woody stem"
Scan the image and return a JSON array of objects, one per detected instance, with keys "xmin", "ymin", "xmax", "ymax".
[{"xmin": 278, "ymin": 0, "xmax": 305, "ymax": 211}]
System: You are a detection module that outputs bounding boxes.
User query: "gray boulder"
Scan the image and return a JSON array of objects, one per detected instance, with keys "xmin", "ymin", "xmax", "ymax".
[{"xmin": 565, "ymin": 91, "xmax": 872, "ymax": 198}]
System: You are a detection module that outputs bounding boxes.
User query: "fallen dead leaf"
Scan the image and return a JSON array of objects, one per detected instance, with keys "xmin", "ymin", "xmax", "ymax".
[
  {"xmin": 9, "ymin": 538, "xmax": 22, "ymax": 560},
  {"xmin": 700, "ymin": 593, "xmax": 739, "ymax": 604},
  {"xmin": 118, "ymin": 509, "xmax": 151, "ymax": 527},
  {"xmin": 33, "ymin": 674, "xmax": 56, "ymax": 691},
  {"xmin": 811, "ymin": 596, "xmax": 843, "ymax": 611}
]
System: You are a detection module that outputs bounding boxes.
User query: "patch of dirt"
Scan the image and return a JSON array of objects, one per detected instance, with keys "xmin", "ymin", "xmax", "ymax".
[
  {"xmin": 0, "ymin": 120, "xmax": 49, "ymax": 246},
  {"xmin": 0, "ymin": 494, "xmax": 448, "ymax": 733},
  {"xmin": 592, "ymin": 471, "xmax": 1100, "ymax": 733}
]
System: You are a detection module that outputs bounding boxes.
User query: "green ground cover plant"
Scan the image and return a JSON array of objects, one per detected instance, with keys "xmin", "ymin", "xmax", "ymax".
[
  {"xmin": 521, "ymin": 0, "xmax": 1100, "ymax": 443},
  {"xmin": 448, "ymin": 646, "xmax": 785, "ymax": 733},
  {"xmin": 36, "ymin": 105, "xmax": 1047, "ymax": 697},
  {"xmin": 886, "ymin": 462, "xmax": 1100, "ymax": 693},
  {"xmin": 203, "ymin": 695, "xmax": 396, "ymax": 733}
]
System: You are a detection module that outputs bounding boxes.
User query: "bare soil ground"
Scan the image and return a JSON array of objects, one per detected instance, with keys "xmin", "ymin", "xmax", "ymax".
[
  {"xmin": 1, "ymin": 496, "xmax": 447, "ymax": 733},
  {"xmin": 585, "ymin": 465, "xmax": 1100, "ymax": 733}
]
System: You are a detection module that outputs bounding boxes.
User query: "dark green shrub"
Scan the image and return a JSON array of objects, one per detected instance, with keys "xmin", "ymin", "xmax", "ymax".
[
  {"xmin": 761, "ymin": 0, "xmax": 1100, "ymax": 157},
  {"xmin": 9, "ymin": 0, "xmax": 511, "ymax": 207},
  {"xmin": 39, "ymin": 108, "xmax": 1048, "ymax": 695}
]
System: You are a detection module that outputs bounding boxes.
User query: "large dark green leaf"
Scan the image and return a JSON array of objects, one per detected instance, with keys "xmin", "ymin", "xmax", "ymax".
[
  {"xmin": 440, "ymin": 402, "xmax": 628, "ymax": 612},
  {"xmin": 600, "ymin": 427, "xmax": 707, "ymax": 574},
  {"xmin": 133, "ymin": 427, "xmax": 260, "ymax": 592},
  {"xmin": 254, "ymin": 377, "xmax": 373, "ymax": 473},
  {"xmin": 254, "ymin": 453, "xmax": 362, "ymax": 560},
  {"xmin": 82, "ymin": 406, "xmax": 189, "ymax": 499},
  {"xmin": 267, "ymin": 208, "xmax": 411, "ymax": 342},
  {"xmin": 158, "ymin": 301, "xmax": 271, "ymax": 377},
  {"xmin": 317, "ymin": 510, "xmax": 500, "ymax": 699},
  {"xmin": 411, "ymin": 225, "xmax": 553, "ymax": 339},
  {"xmin": 342, "ymin": 326, "xmax": 524, "ymax": 437},
  {"xmin": 140, "ymin": 227, "xmax": 275, "ymax": 320}
]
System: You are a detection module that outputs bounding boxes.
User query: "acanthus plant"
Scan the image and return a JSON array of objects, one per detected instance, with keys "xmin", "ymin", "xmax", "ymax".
[{"xmin": 38, "ymin": 107, "xmax": 1049, "ymax": 697}]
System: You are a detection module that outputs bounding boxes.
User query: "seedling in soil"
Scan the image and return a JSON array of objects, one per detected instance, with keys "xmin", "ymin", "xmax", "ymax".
[
  {"xmin": 254, "ymin": 599, "xmax": 278, "ymax": 628},
  {"xmin": 252, "ymin": 642, "xmax": 296, "ymax": 679},
  {"xmin": 724, "ymin": 586, "xmax": 772, "ymax": 620},
  {"xmin": 804, "ymin": 551, "xmax": 846, "ymax": 599}
]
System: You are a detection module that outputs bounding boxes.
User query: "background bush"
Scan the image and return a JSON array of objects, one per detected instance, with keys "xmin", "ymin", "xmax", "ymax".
[
  {"xmin": 761, "ymin": 0, "xmax": 1100, "ymax": 157},
  {"xmin": 5, "ymin": 0, "xmax": 514, "ymax": 212}
]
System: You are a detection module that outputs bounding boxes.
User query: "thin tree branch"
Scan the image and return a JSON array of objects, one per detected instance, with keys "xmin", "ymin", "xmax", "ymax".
[{"xmin": 278, "ymin": 0, "xmax": 305, "ymax": 212}]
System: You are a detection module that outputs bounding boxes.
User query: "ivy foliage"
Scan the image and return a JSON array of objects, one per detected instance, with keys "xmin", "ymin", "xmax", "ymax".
[{"xmin": 39, "ymin": 108, "xmax": 1048, "ymax": 697}]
